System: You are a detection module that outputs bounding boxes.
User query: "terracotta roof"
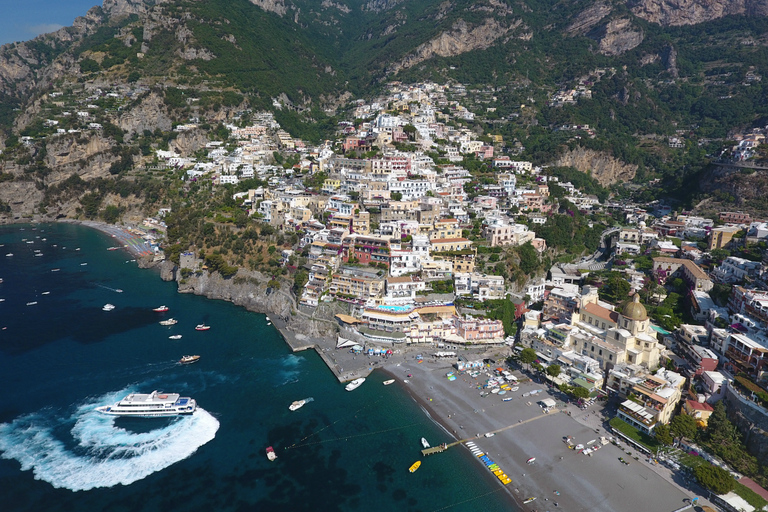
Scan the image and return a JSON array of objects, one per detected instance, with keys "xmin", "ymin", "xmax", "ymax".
[
  {"xmin": 583, "ymin": 302, "xmax": 619, "ymax": 324},
  {"xmin": 653, "ymin": 257, "xmax": 709, "ymax": 280},
  {"xmin": 685, "ymin": 399, "xmax": 714, "ymax": 411}
]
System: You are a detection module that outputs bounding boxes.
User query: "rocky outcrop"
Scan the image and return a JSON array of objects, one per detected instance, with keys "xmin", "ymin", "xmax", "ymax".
[
  {"xmin": 699, "ymin": 164, "xmax": 768, "ymax": 206},
  {"xmin": 248, "ymin": 0, "xmax": 288, "ymax": 17},
  {"xmin": 44, "ymin": 135, "xmax": 114, "ymax": 179},
  {"xmin": 118, "ymin": 91, "xmax": 174, "ymax": 137},
  {"xmin": 589, "ymin": 18, "xmax": 644, "ymax": 56},
  {"xmin": 390, "ymin": 18, "xmax": 521, "ymax": 74},
  {"xmin": 553, "ymin": 147, "xmax": 638, "ymax": 186},
  {"xmin": 363, "ymin": 0, "xmax": 405, "ymax": 13},
  {"xmin": 170, "ymin": 129, "xmax": 209, "ymax": 157},
  {"xmin": 567, "ymin": 2, "xmax": 613, "ymax": 35},
  {"xmin": 163, "ymin": 262, "xmax": 337, "ymax": 340},
  {"xmin": 629, "ymin": 0, "xmax": 768, "ymax": 26}
]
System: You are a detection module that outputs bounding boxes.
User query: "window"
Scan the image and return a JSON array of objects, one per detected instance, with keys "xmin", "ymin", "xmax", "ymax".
[
  {"xmin": 602, "ymin": 323, "xmax": 606, "ymax": 329},
  {"xmin": 599, "ymin": 349, "xmax": 603, "ymax": 356},
  {"xmin": 591, "ymin": 346, "xmax": 594, "ymax": 352},
  {"xmin": 609, "ymin": 354, "xmax": 613, "ymax": 361}
]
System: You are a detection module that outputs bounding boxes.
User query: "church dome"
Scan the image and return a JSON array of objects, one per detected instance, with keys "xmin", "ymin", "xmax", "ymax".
[{"xmin": 622, "ymin": 294, "xmax": 648, "ymax": 321}]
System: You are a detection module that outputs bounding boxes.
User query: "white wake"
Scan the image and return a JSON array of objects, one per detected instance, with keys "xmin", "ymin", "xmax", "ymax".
[{"xmin": 0, "ymin": 390, "xmax": 220, "ymax": 491}]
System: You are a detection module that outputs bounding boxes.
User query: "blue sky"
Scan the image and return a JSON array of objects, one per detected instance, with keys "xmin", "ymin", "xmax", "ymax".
[{"xmin": 0, "ymin": 0, "xmax": 100, "ymax": 46}]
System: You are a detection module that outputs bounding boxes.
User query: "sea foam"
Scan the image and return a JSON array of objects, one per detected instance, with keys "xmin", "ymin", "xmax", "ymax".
[{"xmin": 0, "ymin": 390, "xmax": 219, "ymax": 491}]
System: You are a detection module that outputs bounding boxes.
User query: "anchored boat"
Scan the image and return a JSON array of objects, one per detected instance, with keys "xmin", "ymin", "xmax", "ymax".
[
  {"xmin": 345, "ymin": 378, "xmax": 365, "ymax": 391},
  {"xmin": 266, "ymin": 446, "xmax": 277, "ymax": 461},
  {"xmin": 409, "ymin": 461, "xmax": 421, "ymax": 473}
]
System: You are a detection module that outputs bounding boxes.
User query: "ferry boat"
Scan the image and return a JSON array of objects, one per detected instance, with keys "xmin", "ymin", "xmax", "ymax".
[
  {"xmin": 383, "ymin": 379, "xmax": 395, "ymax": 386},
  {"xmin": 195, "ymin": 324, "xmax": 211, "ymax": 331},
  {"xmin": 159, "ymin": 318, "xmax": 178, "ymax": 326},
  {"xmin": 179, "ymin": 355, "xmax": 200, "ymax": 364},
  {"xmin": 102, "ymin": 304, "xmax": 115, "ymax": 311},
  {"xmin": 289, "ymin": 397, "xmax": 314, "ymax": 411},
  {"xmin": 266, "ymin": 446, "xmax": 277, "ymax": 461},
  {"xmin": 408, "ymin": 461, "xmax": 421, "ymax": 473},
  {"xmin": 345, "ymin": 378, "xmax": 365, "ymax": 391},
  {"xmin": 153, "ymin": 305, "xmax": 169, "ymax": 312},
  {"xmin": 95, "ymin": 390, "xmax": 196, "ymax": 417}
]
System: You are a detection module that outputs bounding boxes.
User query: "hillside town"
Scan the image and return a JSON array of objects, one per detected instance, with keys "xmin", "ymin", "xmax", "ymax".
[{"xmin": 23, "ymin": 79, "xmax": 768, "ymax": 510}]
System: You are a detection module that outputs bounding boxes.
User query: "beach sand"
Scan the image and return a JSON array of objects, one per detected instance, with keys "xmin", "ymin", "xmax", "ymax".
[{"xmin": 382, "ymin": 356, "xmax": 693, "ymax": 512}]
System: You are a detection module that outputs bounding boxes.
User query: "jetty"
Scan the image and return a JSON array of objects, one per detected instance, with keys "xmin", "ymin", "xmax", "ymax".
[{"xmin": 421, "ymin": 413, "xmax": 549, "ymax": 457}]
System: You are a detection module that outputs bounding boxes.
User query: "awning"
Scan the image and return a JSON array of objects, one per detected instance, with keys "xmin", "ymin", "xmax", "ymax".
[{"xmin": 336, "ymin": 336, "xmax": 358, "ymax": 349}]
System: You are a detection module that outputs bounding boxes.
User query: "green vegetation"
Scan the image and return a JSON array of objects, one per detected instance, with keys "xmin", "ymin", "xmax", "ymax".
[
  {"xmin": 694, "ymin": 464, "xmax": 736, "ymax": 495},
  {"xmin": 609, "ymin": 417, "xmax": 660, "ymax": 452},
  {"xmin": 734, "ymin": 481, "xmax": 768, "ymax": 510}
]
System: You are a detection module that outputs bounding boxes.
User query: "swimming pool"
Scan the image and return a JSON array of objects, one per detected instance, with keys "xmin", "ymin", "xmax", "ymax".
[{"xmin": 375, "ymin": 305, "xmax": 413, "ymax": 312}]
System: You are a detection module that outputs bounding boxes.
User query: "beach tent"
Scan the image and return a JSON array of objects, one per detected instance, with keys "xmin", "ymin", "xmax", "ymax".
[{"xmin": 336, "ymin": 336, "xmax": 358, "ymax": 349}]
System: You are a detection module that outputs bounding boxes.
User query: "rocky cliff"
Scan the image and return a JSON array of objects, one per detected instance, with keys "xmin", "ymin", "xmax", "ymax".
[
  {"xmin": 590, "ymin": 18, "xmax": 644, "ymax": 56},
  {"xmin": 162, "ymin": 262, "xmax": 338, "ymax": 340},
  {"xmin": 390, "ymin": 17, "xmax": 522, "ymax": 74},
  {"xmin": 629, "ymin": 0, "xmax": 768, "ymax": 26},
  {"xmin": 552, "ymin": 147, "xmax": 638, "ymax": 186}
]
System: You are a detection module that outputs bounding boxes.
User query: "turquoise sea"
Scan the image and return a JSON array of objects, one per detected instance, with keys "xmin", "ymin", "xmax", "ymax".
[{"xmin": 0, "ymin": 223, "xmax": 513, "ymax": 512}]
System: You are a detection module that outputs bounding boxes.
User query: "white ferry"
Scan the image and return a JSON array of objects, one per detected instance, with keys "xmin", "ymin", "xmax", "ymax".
[{"xmin": 95, "ymin": 390, "xmax": 196, "ymax": 417}]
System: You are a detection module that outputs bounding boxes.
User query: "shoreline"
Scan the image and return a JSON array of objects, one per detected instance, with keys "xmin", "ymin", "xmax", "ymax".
[{"xmin": 378, "ymin": 366, "xmax": 524, "ymax": 511}]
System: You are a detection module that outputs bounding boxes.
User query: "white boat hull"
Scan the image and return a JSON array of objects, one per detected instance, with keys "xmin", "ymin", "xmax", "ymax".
[{"xmin": 95, "ymin": 406, "xmax": 196, "ymax": 417}]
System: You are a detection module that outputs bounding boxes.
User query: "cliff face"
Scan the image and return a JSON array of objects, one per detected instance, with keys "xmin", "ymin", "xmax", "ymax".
[
  {"xmin": 629, "ymin": 0, "xmax": 768, "ymax": 26},
  {"xmin": 390, "ymin": 17, "xmax": 523, "ymax": 74},
  {"xmin": 590, "ymin": 18, "xmax": 644, "ymax": 56},
  {"xmin": 163, "ymin": 262, "xmax": 338, "ymax": 339},
  {"xmin": 552, "ymin": 147, "xmax": 638, "ymax": 186}
]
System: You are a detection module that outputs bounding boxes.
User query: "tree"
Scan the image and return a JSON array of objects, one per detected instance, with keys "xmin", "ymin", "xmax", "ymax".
[
  {"xmin": 694, "ymin": 464, "xmax": 736, "ymax": 494},
  {"xmin": 391, "ymin": 191, "xmax": 403, "ymax": 201},
  {"xmin": 599, "ymin": 272, "xmax": 631, "ymax": 304},
  {"xmin": 669, "ymin": 414, "xmax": 698, "ymax": 441},
  {"xmin": 654, "ymin": 424, "xmax": 674, "ymax": 446},
  {"xmin": 546, "ymin": 364, "xmax": 561, "ymax": 378},
  {"xmin": 520, "ymin": 347, "xmax": 537, "ymax": 369},
  {"xmin": 571, "ymin": 386, "xmax": 590, "ymax": 400},
  {"xmin": 293, "ymin": 270, "xmax": 308, "ymax": 292}
]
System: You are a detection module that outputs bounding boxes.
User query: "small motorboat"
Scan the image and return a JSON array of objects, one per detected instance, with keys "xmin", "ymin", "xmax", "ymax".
[
  {"xmin": 26, "ymin": 301, "xmax": 37, "ymax": 306},
  {"xmin": 51, "ymin": 268, "xmax": 60, "ymax": 272},
  {"xmin": 153, "ymin": 305, "xmax": 169, "ymax": 312},
  {"xmin": 421, "ymin": 437, "xmax": 430, "ymax": 448},
  {"xmin": 159, "ymin": 318, "xmax": 178, "ymax": 326},
  {"xmin": 510, "ymin": 386, "xmax": 519, "ymax": 392},
  {"xmin": 526, "ymin": 457, "xmax": 536, "ymax": 464},
  {"xmin": 491, "ymin": 388, "xmax": 500, "ymax": 394},
  {"xmin": 409, "ymin": 461, "xmax": 421, "ymax": 473},
  {"xmin": 345, "ymin": 378, "xmax": 365, "ymax": 391},
  {"xmin": 5, "ymin": 253, "xmax": 12, "ymax": 257},
  {"xmin": 383, "ymin": 379, "xmax": 395, "ymax": 386},
  {"xmin": 523, "ymin": 497, "xmax": 536, "ymax": 504},
  {"xmin": 289, "ymin": 397, "xmax": 314, "ymax": 411},
  {"xmin": 195, "ymin": 324, "xmax": 211, "ymax": 331},
  {"xmin": 179, "ymin": 355, "xmax": 200, "ymax": 364},
  {"xmin": 169, "ymin": 335, "xmax": 183, "ymax": 340},
  {"xmin": 107, "ymin": 247, "xmax": 119, "ymax": 251},
  {"xmin": 266, "ymin": 446, "xmax": 277, "ymax": 461},
  {"xmin": 502, "ymin": 397, "xmax": 514, "ymax": 402},
  {"xmin": 41, "ymin": 291, "xmax": 50, "ymax": 295},
  {"xmin": 102, "ymin": 304, "xmax": 115, "ymax": 311}
]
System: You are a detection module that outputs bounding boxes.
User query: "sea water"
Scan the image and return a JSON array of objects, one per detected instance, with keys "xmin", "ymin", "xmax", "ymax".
[{"xmin": 0, "ymin": 223, "xmax": 512, "ymax": 512}]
